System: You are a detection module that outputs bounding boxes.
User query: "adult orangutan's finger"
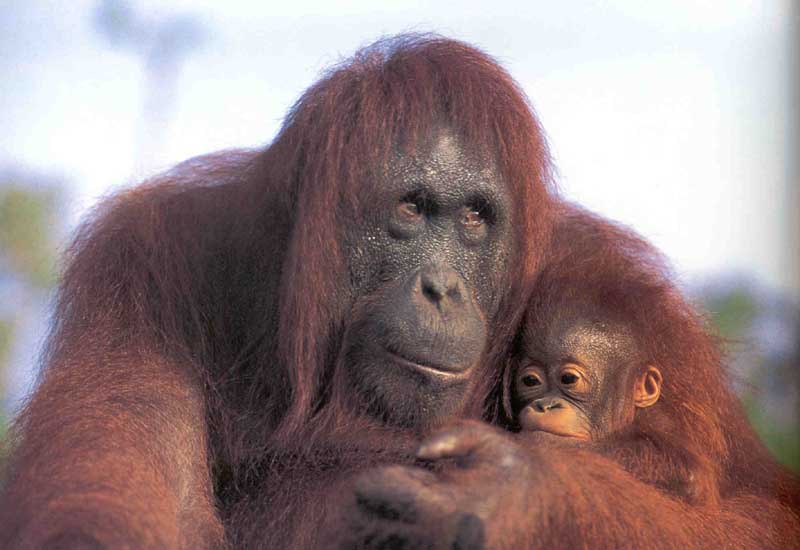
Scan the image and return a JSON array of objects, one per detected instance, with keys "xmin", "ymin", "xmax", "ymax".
[{"xmin": 416, "ymin": 420, "xmax": 493, "ymax": 461}]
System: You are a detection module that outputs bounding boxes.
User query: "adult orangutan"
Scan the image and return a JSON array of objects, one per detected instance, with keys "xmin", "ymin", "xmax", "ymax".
[
  {"xmin": 3, "ymin": 34, "xmax": 797, "ymax": 549},
  {"xmin": 0, "ymin": 36, "xmax": 556, "ymax": 548},
  {"xmin": 339, "ymin": 204, "xmax": 799, "ymax": 548}
]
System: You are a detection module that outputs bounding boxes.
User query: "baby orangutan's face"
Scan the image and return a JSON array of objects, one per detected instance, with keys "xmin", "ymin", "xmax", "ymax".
[
  {"xmin": 513, "ymin": 361, "xmax": 593, "ymax": 439},
  {"xmin": 510, "ymin": 309, "xmax": 662, "ymax": 440}
]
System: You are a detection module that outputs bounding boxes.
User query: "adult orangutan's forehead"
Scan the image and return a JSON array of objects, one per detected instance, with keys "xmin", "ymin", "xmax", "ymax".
[{"xmin": 384, "ymin": 130, "xmax": 507, "ymax": 204}]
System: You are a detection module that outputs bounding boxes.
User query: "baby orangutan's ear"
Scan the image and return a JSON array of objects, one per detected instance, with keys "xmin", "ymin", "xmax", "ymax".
[{"xmin": 634, "ymin": 365, "xmax": 662, "ymax": 408}]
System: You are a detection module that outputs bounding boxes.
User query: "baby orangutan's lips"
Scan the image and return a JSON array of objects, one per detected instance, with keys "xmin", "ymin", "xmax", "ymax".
[{"xmin": 518, "ymin": 409, "xmax": 591, "ymax": 440}]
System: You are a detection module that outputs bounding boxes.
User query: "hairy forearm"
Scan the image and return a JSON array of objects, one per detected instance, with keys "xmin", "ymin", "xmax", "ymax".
[
  {"xmin": 0, "ymin": 351, "xmax": 224, "ymax": 549},
  {"xmin": 527, "ymin": 447, "xmax": 798, "ymax": 549}
]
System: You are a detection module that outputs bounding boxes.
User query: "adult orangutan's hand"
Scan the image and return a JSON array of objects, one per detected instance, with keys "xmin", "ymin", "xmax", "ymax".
[{"xmin": 338, "ymin": 420, "xmax": 540, "ymax": 550}]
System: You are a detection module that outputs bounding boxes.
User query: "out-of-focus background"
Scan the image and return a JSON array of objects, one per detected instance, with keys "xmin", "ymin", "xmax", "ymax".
[{"xmin": 1, "ymin": 1, "xmax": 797, "ymax": 469}]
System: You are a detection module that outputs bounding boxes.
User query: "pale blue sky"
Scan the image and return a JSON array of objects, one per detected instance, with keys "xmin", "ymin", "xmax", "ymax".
[{"xmin": 1, "ymin": 0, "xmax": 796, "ymax": 298}]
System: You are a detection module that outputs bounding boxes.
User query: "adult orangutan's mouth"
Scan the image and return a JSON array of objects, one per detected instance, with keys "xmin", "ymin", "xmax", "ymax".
[{"xmin": 381, "ymin": 345, "xmax": 470, "ymax": 378}]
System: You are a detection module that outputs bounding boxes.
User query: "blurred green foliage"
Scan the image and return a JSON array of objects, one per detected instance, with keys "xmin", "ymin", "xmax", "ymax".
[
  {"xmin": 702, "ymin": 284, "xmax": 800, "ymax": 473},
  {"xmin": 744, "ymin": 394, "xmax": 800, "ymax": 473},
  {"xmin": 0, "ymin": 186, "xmax": 59, "ymax": 289},
  {"xmin": 0, "ymin": 319, "xmax": 12, "ymax": 434},
  {"xmin": 704, "ymin": 288, "xmax": 759, "ymax": 339},
  {"xmin": 0, "ymin": 174, "xmax": 63, "ymax": 440}
]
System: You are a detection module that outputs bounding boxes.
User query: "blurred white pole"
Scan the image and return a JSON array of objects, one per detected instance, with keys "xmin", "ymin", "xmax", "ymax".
[{"xmin": 789, "ymin": 4, "xmax": 799, "ymax": 297}]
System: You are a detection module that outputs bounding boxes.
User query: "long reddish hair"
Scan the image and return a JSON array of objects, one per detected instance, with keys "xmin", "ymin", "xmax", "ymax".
[
  {"xmin": 265, "ymin": 35, "xmax": 556, "ymax": 437},
  {"xmin": 509, "ymin": 202, "xmax": 797, "ymax": 504},
  {"xmin": 41, "ymin": 35, "xmax": 556, "ymax": 473}
]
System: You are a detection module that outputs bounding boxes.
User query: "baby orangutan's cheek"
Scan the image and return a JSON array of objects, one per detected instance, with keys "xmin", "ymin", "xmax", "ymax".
[{"xmin": 518, "ymin": 406, "xmax": 591, "ymax": 440}]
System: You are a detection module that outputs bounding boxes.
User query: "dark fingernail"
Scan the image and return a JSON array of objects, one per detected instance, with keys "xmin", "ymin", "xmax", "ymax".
[
  {"xmin": 356, "ymin": 493, "xmax": 417, "ymax": 523},
  {"xmin": 452, "ymin": 513, "xmax": 485, "ymax": 550}
]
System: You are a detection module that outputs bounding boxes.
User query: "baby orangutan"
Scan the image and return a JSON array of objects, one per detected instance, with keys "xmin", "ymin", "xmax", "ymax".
[
  {"xmin": 509, "ymin": 307, "xmax": 662, "ymax": 443},
  {"xmin": 502, "ymin": 204, "xmax": 729, "ymax": 505}
]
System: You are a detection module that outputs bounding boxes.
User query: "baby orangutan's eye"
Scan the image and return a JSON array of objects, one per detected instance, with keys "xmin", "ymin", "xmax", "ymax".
[
  {"xmin": 522, "ymin": 374, "xmax": 542, "ymax": 387},
  {"xmin": 557, "ymin": 366, "xmax": 589, "ymax": 393},
  {"xmin": 517, "ymin": 364, "xmax": 547, "ymax": 393},
  {"xmin": 560, "ymin": 372, "xmax": 579, "ymax": 385}
]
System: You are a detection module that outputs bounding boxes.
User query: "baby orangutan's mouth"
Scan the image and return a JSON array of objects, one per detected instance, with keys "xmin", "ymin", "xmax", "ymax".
[
  {"xmin": 530, "ymin": 427, "xmax": 590, "ymax": 440},
  {"xmin": 518, "ymin": 408, "xmax": 591, "ymax": 440}
]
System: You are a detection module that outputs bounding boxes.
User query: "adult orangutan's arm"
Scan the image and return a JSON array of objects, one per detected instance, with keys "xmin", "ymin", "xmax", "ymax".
[
  {"xmin": 342, "ymin": 421, "xmax": 799, "ymax": 549},
  {"xmin": 0, "ymin": 344, "xmax": 225, "ymax": 549}
]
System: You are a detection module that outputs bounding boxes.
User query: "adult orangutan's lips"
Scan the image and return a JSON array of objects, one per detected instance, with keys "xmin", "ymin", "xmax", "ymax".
[{"xmin": 381, "ymin": 345, "xmax": 470, "ymax": 377}]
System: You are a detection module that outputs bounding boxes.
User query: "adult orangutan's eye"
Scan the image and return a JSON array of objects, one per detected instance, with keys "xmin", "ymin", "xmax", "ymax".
[
  {"xmin": 462, "ymin": 196, "xmax": 496, "ymax": 229},
  {"xmin": 397, "ymin": 201, "xmax": 422, "ymax": 219},
  {"xmin": 461, "ymin": 208, "xmax": 484, "ymax": 228},
  {"xmin": 389, "ymin": 194, "xmax": 428, "ymax": 240}
]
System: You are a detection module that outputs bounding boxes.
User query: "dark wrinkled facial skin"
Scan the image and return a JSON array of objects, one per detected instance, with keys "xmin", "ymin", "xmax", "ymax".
[
  {"xmin": 512, "ymin": 305, "xmax": 641, "ymax": 440},
  {"xmin": 342, "ymin": 131, "xmax": 512, "ymax": 427}
]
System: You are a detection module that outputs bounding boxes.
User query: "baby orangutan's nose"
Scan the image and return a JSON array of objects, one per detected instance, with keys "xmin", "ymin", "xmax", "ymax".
[{"xmin": 532, "ymin": 397, "xmax": 563, "ymax": 413}]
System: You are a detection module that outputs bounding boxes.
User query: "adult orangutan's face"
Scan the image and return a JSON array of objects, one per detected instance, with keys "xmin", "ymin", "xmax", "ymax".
[{"xmin": 341, "ymin": 130, "xmax": 513, "ymax": 426}]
